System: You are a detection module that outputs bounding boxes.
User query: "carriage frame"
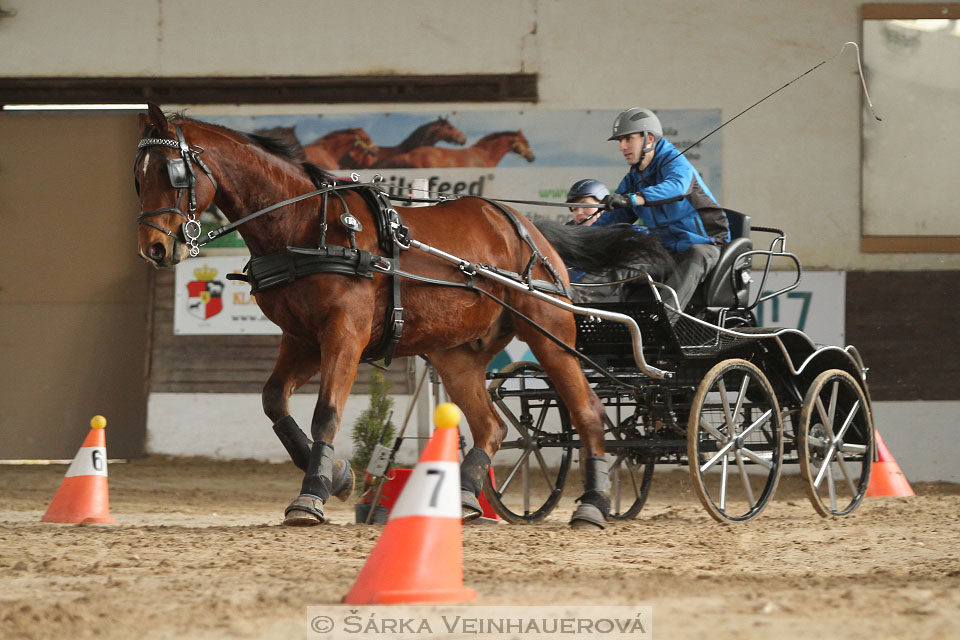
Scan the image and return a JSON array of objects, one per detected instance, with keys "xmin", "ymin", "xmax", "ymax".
[{"xmin": 474, "ymin": 220, "xmax": 876, "ymax": 524}]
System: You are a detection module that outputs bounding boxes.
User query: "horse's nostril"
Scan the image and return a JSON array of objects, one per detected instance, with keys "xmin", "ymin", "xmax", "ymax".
[{"xmin": 148, "ymin": 243, "xmax": 166, "ymax": 262}]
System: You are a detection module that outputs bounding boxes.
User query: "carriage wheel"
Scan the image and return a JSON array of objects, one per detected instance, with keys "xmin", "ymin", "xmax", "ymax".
[
  {"xmin": 798, "ymin": 369, "xmax": 874, "ymax": 517},
  {"xmin": 603, "ymin": 414, "xmax": 655, "ymax": 520},
  {"xmin": 687, "ymin": 358, "xmax": 784, "ymax": 523},
  {"xmin": 485, "ymin": 361, "xmax": 574, "ymax": 523},
  {"xmin": 608, "ymin": 451, "xmax": 655, "ymax": 520}
]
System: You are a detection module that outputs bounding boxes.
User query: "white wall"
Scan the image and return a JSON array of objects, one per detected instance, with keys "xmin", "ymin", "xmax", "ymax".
[
  {"xmin": 3, "ymin": 0, "xmax": 958, "ymax": 270},
  {"xmin": 872, "ymin": 401, "xmax": 960, "ymax": 484},
  {"xmin": 147, "ymin": 392, "xmax": 426, "ymax": 467},
  {"xmin": 4, "ymin": 0, "xmax": 956, "ymax": 480}
]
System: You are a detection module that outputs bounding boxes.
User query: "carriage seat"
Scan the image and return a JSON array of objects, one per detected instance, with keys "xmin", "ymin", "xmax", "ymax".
[{"xmin": 693, "ymin": 209, "xmax": 752, "ymax": 309}]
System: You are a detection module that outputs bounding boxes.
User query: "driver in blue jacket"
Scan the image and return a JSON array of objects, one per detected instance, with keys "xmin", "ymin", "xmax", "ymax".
[{"xmin": 595, "ymin": 107, "xmax": 729, "ymax": 311}]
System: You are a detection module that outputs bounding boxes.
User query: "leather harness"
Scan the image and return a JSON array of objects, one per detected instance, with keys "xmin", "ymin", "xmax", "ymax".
[{"xmin": 136, "ymin": 127, "xmax": 568, "ymax": 368}]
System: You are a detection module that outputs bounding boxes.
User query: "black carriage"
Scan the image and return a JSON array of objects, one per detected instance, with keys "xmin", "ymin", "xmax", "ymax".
[{"xmin": 484, "ymin": 213, "xmax": 875, "ymax": 523}]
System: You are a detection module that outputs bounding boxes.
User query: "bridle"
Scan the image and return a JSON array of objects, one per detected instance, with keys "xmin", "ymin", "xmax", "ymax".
[
  {"xmin": 511, "ymin": 137, "xmax": 532, "ymax": 158},
  {"xmin": 135, "ymin": 122, "xmax": 218, "ymax": 257}
]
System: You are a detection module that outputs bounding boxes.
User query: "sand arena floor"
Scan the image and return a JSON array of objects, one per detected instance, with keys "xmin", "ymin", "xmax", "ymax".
[{"xmin": 1, "ymin": 456, "xmax": 958, "ymax": 639}]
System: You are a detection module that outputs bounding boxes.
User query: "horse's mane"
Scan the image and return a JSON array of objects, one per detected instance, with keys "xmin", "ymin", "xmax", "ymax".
[
  {"xmin": 247, "ymin": 132, "xmax": 306, "ymax": 162},
  {"xmin": 476, "ymin": 131, "xmax": 520, "ymax": 144},
  {"xmin": 167, "ymin": 112, "xmax": 336, "ymax": 189}
]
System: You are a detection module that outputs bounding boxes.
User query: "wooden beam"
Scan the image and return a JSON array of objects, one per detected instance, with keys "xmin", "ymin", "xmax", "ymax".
[
  {"xmin": 0, "ymin": 74, "xmax": 538, "ymax": 106},
  {"xmin": 861, "ymin": 236, "xmax": 960, "ymax": 253},
  {"xmin": 862, "ymin": 3, "xmax": 960, "ymax": 20}
]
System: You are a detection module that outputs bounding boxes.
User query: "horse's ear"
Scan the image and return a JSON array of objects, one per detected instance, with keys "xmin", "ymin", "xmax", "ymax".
[{"xmin": 146, "ymin": 102, "xmax": 170, "ymax": 136}]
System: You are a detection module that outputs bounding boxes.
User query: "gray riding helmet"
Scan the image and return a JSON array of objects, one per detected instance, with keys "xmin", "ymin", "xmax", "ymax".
[
  {"xmin": 566, "ymin": 178, "xmax": 610, "ymax": 203},
  {"xmin": 608, "ymin": 107, "xmax": 663, "ymax": 143}
]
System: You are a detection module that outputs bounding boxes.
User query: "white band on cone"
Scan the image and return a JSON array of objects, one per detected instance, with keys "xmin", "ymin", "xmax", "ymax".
[
  {"xmin": 65, "ymin": 447, "xmax": 108, "ymax": 478},
  {"xmin": 388, "ymin": 461, "xmax": 460, "ymax": 519}
]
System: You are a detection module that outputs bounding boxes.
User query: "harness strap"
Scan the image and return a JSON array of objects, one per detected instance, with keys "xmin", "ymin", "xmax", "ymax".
[
  {"xmin": 472, "ymin": 197, "xmax": 570, "ymax": 299},
  {"xmin": 359, "ymin": 187, "xmax": 406, "ymax": 367},
  {"xmin": 227, "ymin": 245, "xmax": 376, "ymax": 294}
]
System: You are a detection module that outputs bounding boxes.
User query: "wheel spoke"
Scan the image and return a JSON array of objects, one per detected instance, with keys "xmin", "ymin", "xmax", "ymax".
[
  {"xmin": 740, "ymin": 446, "xmax": 774, "ymax": 470},
  {"xmin": 735, "ymin": 451, "xmax": 755, "ymax": 505},
  {"xmin": 832, "ymin": 448, "xmax": 859, "ymax": 495},
  {"xmin": 611, "ymin": 461, "xmax": 622, "ymax": 513},
  {"xmin": 512, "ymin": 403, "xmax": 557, "ymax": 492},
  {"xmin": 739, "ymin": 408, "xmax": 773, "ymax": 440},
  {"xmin": 499, "ymin": 446, "xmax": 533, "ymax": 493},
  {"xmin": 827, "ymin": 461, "xmax": 837, "ymax": 512},
  {"xmin": 814, "ymin": 396, "xmax": 839, "ymax": 445},
  {"xmin": 835, "ymin": 399, "xmax": 860, "ymax": 442},
  {"xmin": 531, "ymin": 442, "xmax": 556, "ymax": 490},
  {"xmin": 720, "ymin": 455, "xmax": 729, "ymax": 510},
  {"xmin": 840, "ymin": 443, "xmax": 867, "ymax": 454},
  {"xmin": 813, "ymin": 442, "xmax": 838, "ymax": 489},
  {"xmin": 701, "ymin": 438, "xmax": 736, "ymax": 473},
  {"xmin": 494, "ymin": 399, "xmax": 525, "ymax": 433},
  {"xmin": 717, "ymin": 379, "xmax": 735, "ymax": 436},
  {"xmin": 627, "ymin": 461, "xmax": 641, "ymax": 497},
  {"xmin": 522, "ymin": 454, "xmax": 530, "ymax": 513},
  {"xmin": 732, "ymin": 374, "xmax": 751, "ymax": 429},
  {"xmin": 699, "ymin": 417, "xmax": 729, "ymax": 443},
  {"xmin": 827, "ymin": 380, "xmax": 839, "ymax": 429}
]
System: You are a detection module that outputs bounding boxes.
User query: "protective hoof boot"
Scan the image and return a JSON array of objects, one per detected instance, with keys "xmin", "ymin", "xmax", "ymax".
[
  {"xmin": 461, "ymin": 490, "xmax": 483, "ymax": 523},
  {"xmin": 331, "ymin": 459, "xmax": 355, "ymax": 502},
  {"xmin": 283, "ymin": 494, "xmax": 326, "ymax": 526},
  {"xmin": 569, "ymin": 503, "xmax": 607, "ymax": 530}
]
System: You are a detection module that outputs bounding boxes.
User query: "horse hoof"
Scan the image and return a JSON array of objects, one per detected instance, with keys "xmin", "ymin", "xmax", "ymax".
[
  {"xmin": 461, "ymin": 490, "xmax": 483, "ymax": 523},
  {"xmin": 569, "ymin": 503, "xmax": 607, "ymax": 530},
  {"xmin": 283, "ymin": 494, "xmax": 326, "ymax": 526},
  {"xmin": 331, "ymin": 459, "xmax": 355, "ymax": 502}
]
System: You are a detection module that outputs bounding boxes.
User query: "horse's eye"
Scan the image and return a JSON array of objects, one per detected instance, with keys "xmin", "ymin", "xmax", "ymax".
[{"xmin": 134, "ymin": 178, "xmax": 141, "ymax": 196}]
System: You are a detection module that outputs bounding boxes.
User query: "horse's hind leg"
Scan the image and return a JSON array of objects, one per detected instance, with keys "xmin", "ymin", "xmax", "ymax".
[
  {"xmin": 516, "ymin": 320, "xmax": 611, "ymax": 529},
  {"xmin": 428, "ymin": 339, "xmax": 512, "ymax": 523}
]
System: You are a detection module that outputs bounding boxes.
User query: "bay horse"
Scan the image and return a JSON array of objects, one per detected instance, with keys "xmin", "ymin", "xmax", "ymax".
[
  {"xmin": 134, "ymin": 104, "xmax": 666, "ymax": 529},
  {"xmin": 302, "ymin": 128, "xmax": 378, "ymax": 170},
  {"xmin": 371, "ymin": 117, "xmax": 467, "ymax": 169},
  {"xmin": 381, "ymin": 130, "xmax": 535, "ymax": 168}
]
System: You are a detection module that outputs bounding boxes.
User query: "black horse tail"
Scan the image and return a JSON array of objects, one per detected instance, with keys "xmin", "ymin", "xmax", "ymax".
[{"xmin": 533, "ymin": 220, "xmax": 672, "ymax": 275}]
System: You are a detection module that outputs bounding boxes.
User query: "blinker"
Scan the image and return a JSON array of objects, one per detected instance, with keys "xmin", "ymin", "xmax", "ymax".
[{"xmin": 167, "ymin": 157, "xmax": 190, "ymax": 188}]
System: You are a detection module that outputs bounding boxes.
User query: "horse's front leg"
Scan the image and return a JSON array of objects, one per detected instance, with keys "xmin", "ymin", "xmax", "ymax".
[
  {"xmin": 283, "ymin": 318, "xmax": 367, "ymax": 526},
  {"xmin": 263, "ymin": 333, "xmax": 322, "ymax": 471}
]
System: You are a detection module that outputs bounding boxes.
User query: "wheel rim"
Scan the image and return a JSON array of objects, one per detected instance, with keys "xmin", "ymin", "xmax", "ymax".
[
  {"xmin": 688, "ymin": 359, "xmax": 783, "ymax": 522},
  {"xmin": 799, "ymin": 370, "xmax": 873, "ymax": 517},
  {"xmin": 486, "ymin": 362, "xmax": 573, "ymax": 523}
]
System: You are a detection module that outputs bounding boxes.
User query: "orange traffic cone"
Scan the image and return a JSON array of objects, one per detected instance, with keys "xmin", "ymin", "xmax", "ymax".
[
  {"xmin": 343, "ymin": 403, "xmax": 476, "ymax": 604},
  {"xmin": 42, "ymin": 415, "xmax": 115, "ymax": 523},
  {"xmin": 473, "ymin": 468, "xmax": 501, "ymax": 524},
  {"xmin": 866, "ymin": 430, "xmax": 915, "ymax": 498}
]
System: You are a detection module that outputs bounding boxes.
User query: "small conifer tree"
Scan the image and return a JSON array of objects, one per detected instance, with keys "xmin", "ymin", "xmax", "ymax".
[{"xmin": 351, "ymin": 368, "xmax": 395, "ymax": 488}]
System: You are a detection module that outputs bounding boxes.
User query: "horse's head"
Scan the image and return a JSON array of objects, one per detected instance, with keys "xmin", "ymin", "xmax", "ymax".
[
  {"xmin": 135, "ymin": 104, "xmax": 218, "ymax": 267},
  {"xmin": 511, "ymin": 130, "xmax": 536, "ymax": 163},
  {"xmin": 318, "ymin": 128, "xmax": 379, "ymax": 169},
  {"xmin": 341, "ymin": 128, "xmax": 380, "ymax": 169},
  {"xmin": 431, "ymin": 117, "xmax": 467, "ymax": 146}
]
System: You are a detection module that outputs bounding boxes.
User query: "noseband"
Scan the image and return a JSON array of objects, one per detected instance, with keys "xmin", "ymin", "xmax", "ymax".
[{"xmin": 136, "ymin": 123, "xmax": 218, "ymax": 257}]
